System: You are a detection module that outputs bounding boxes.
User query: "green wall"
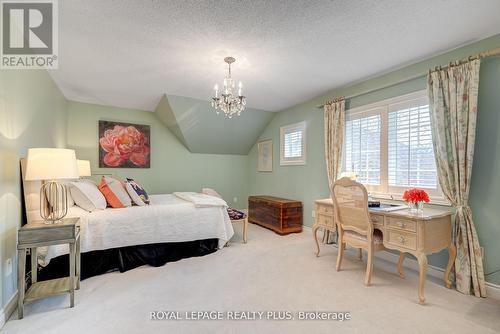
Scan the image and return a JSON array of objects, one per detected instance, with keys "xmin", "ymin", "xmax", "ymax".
[
  {"xmin": 248, "ymin": 34, "xmax": 500, "ymax": 285},
  {"xmin": 0, "ymin": 70, "xmax": 67, "ymax": 310},
  {"xmin": 66, "ymin": 101, "xmax": 249, "ymax": 208},
  {"xmin": 1, "ymin": 34, "xmax": 500, "ymax": 317}
]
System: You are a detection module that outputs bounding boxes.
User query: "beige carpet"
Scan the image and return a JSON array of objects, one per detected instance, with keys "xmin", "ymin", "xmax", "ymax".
[{"xmin": 3, "ymin": 223, "xmax": 500, "ymax": 334}]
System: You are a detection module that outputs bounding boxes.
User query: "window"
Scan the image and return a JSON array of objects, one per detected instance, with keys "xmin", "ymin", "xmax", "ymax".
[
  {"xmin": 343, "ymin": 91, "xmax": 444, "ymax": 201},
  {"xmin": 344, "ymin": 112, "xmax": 381, "ymax": 186},
  {"xmin": 280, "ymin": 121, "xmax": 306, "ymax": 165}
]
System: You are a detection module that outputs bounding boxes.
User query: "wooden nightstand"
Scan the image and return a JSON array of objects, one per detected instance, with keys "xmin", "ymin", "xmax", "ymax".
[{"xmin": 17, "ymin": 217, "xmax": 80, "ymax": 319}]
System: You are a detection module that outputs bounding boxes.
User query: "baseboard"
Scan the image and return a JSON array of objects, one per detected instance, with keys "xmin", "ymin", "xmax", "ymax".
[
  {"xmin": 0, "ymin": 291, "xmax": 18, "ymax": 329},
  {"xmin": 303, "ymin": 226, "xmax": 500, "ymax": 300}
]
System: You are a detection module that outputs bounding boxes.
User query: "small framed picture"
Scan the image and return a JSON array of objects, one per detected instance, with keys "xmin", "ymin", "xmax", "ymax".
[{"xmin": 258, "ymin": 139, "xmax": 273, "ymax": 172}]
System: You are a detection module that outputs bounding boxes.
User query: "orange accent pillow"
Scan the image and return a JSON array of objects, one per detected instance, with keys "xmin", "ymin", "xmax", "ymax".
[{"xmin": 98, "ymin": 176, "xmax": 131, "ymax": 208}]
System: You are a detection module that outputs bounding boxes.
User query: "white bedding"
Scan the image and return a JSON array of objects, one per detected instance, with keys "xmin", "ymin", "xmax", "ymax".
[{"xmin": 29, "ymin": 194, "xmax": 234, "ymax": 266}]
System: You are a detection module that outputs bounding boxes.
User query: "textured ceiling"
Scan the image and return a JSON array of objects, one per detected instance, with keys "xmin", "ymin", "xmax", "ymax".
[{"xmin": 50, "ymin": 0, "xmax": 500, "ymax": 112}]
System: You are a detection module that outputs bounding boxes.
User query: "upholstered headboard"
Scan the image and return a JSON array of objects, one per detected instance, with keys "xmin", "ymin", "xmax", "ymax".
[{"xmin": 20, "ymin": 158, "xmax": 42, "ymax": 225}]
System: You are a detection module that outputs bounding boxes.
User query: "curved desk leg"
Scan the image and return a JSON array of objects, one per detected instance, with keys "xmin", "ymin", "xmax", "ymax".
[
  {"xmin": 444, "ymin": 243, "xmax": 456, "ymax": 289},
  {"xmin": 397, "ymin": 252, "xmax": 406, "ymax": 278},
  {"xmin": 243, "ymin": 218, "xmax": 248, "ymax": 244},
  {"xmin": 312, "ymin": 224, "xmax": 321, "ymax": 257},
  {"xmin": 417, "ymin": 253, "xmax": 428, "ymax": 305}
]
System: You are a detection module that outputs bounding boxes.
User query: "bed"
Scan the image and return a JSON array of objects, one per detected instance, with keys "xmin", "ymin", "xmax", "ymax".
[{"xmin": 21, "ymin": 160, "xmax": 234, "ymax": 280}]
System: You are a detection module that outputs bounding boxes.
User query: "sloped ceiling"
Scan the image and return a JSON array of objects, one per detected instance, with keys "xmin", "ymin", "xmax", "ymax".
[{"xmin": 155, "ymin": 95, "xmax": 274, "ymax": 155}]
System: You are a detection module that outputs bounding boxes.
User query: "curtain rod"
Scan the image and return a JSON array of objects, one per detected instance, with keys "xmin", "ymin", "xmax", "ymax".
[{"xmin": 317, "ymin": 46, "xmax": 500, "ymax": 109}]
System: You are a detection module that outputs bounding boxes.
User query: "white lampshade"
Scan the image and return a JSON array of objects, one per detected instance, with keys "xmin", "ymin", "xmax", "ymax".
[
  {"xmin": 25, "ymin": 148, "xmax": 79, "ymax": 181},
  {"xmin": 77, "ymin": 159, "xmax": 91, "ymax": 177}
]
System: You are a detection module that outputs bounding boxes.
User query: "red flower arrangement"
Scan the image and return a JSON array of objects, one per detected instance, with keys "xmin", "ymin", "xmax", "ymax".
[{"xmin": 402, "ymin": 188, "xmax": 430, "ymax": 204}]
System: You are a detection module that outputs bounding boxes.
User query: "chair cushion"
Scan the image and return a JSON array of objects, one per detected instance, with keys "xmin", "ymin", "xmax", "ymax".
[{"xmin": 344, "ymin": 229, "xmax": 384, "ymax": 244}]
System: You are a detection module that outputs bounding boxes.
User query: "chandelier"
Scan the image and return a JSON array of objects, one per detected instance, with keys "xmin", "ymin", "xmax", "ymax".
[{"xmin": 211, "ymin": 56, "xmax": 246, "ymax": 118}]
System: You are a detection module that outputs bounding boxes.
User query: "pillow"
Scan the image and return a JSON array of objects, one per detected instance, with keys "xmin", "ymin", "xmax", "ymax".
[
  {"xmin": 99, "ymin": 176, "xmax": 132, "ymax": 208},
  {"xmin": 202, "ymin": 188, "xmax": 223, "ymax": 199},
  {"xmin": 45, "ymin": 182, "xmax": 75, "ymax": 208},
  {"xmin": 125, "ymin": 178, "xmax": 150, "ymax": 206},
  {"xmin": 69, "ymin": 180, "xmax": 107, "ymax": 212}
]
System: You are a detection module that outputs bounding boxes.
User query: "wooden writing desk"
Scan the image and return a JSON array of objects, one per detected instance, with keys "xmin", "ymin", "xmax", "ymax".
[{"xmin": 313, "ymin": 198, "xmax": 456, "ymax": 304}]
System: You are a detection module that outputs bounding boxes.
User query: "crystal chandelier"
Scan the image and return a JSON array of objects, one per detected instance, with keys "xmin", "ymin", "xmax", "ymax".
[{"xmin": 211, "ymin": 56, "xmax": 246, "ymax": 118}]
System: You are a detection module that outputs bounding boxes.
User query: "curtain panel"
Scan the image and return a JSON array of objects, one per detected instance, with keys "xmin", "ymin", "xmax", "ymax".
[
  {"xmin": 324, "ymin": 100, "xmax": 345, "ymax": 192},
  {"xmin": 427, "ymin": 59, "xmax": 486, "ymax": 297}
]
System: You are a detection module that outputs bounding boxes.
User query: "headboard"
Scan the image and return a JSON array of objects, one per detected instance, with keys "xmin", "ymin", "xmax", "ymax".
[
  {"xmin": 20, "ymin": 158, "xmax": 44, "ymax": 225},
  {"xmin": 20, "ymin": 157, "xmax": 115, "ymax": 224}
]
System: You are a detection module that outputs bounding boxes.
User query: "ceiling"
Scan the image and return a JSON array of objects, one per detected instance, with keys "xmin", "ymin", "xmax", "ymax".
[{"xmin": 50, "ymin": 0, "xmax": 500, "ymax": 112}]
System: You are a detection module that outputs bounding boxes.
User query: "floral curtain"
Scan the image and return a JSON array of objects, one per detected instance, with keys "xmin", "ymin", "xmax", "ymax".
[
  {"xmin": 427, "ymin": 59, "xmax": 486, "ymax": 297},
  {"xmin": 324, "ymin": 99, "xmax": 345, "ymax": 192}
]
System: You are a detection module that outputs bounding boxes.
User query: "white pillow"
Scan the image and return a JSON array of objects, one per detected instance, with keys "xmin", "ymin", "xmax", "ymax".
[
  {"xmin": 202, "ymin": 188, "xmax": 223, "ymax": 199},
  {"xmin": 69, "ymin": 180, "xmax": 107, "ymax": 212}
]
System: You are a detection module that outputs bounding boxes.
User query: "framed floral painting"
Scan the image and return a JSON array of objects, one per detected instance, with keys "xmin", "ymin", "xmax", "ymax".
[{"xmin": 99, "ymin": 121, "xmax": 151, "ymax": 168}]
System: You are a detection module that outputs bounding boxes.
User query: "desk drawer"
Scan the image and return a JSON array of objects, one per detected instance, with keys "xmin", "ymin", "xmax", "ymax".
[
  {"xmin": 387, "ymin": 230, "xmax": 417, "ymax": 250},
  {"xmin": 317, "ymin": 204, "xmax": 333, "ymax": 216},
  {"xmin": 316, "ymin": 214, "xmax": 335, "ymax": 229},
  {"xmin": 387, "ymin": 217, "xmax": 417, "ymax": 232},
  {"xmin": 370, "ymin": 214, "xmax": 384, "ymax": 228}
]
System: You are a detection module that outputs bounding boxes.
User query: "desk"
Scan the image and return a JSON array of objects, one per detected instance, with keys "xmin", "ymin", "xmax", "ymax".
[{"xmin": 313, "ymin": 198, "xmax": 456, "ymax": 304}]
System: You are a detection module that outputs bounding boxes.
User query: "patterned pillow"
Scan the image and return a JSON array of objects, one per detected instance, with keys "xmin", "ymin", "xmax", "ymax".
[
  {"xmin": 125, "ymin": 178, "xmax": 150, "ymax": 206},
  {"xmin": 98, "ymin": 176, "xmax": 132, "ymax": 208}
]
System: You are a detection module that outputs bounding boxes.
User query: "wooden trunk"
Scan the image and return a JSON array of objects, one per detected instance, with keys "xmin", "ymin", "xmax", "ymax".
[{"xmin": 248, "ymin": 196, "xmax": 302, "ymax": 235}]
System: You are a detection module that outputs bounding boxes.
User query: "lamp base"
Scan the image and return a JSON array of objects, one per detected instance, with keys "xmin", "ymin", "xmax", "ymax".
[
  {"xmin": 40, "ymin": 180, "xmax": 68, "ymax": 222},
  {"xmin": 43, "ymin": 219, "xmax": 63, "ymax": 225}
]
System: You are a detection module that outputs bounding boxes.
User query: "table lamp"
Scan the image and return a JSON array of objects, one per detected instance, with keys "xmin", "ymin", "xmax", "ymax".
[
  {"xmin": 25, "ymin": 148, "xmax": 79, "ymax": 223},
  {"xmin": 77, "ymin": 159, "xmax": 91, "ymax": 178}
]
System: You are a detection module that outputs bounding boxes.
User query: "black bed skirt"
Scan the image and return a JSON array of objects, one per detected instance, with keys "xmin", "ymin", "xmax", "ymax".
[{"xmin": 37, "ymin": 239, "xmax": 219, "ymax": 281}]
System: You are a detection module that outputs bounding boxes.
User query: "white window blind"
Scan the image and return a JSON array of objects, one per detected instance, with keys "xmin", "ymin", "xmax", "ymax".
[
  {"xmin": 284, "ymin": 130, "xmax": 302, "ymax": 158},
  {"xmin": 280, "ymin": 121, "xmax": 306, "ymax": 165},
  {"xmin": 388, "ymin": 98, "xmax": 437, "ymax": 189},
  {"xmin": 342, "ymin": 91, "xmax": 444, "ymax": 201},
  {"xmin": 344, "ymin": 114, "xmax": 381, "ymax": 185}
]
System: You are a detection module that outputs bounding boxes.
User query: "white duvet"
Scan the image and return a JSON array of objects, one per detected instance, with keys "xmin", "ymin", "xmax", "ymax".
[{"xmin": 30, "ymin": 194, "xmax": 234, "ymax": 266}]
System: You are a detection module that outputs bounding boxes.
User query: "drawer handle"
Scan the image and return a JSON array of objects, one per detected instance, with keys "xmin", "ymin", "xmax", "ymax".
[
  {"xmin": 397, "ymin": 222, "xmax": 406, "ymax": 228},
  {"xmin": 398, "ymin": 236, "xmax": 406, "ymax": 244}
]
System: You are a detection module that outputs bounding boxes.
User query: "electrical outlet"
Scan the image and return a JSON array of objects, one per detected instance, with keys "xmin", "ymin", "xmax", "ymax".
[
  {"xmin": 311, "ymin": 210, "xmax": 315, "ymax": 218},
  {"xmin": 4, "ymin": 258, "xmax": 12, "ymax": 276},
  {"xmin": 233, "ymin": 197, "xmax": 238, "ymax": 203}
]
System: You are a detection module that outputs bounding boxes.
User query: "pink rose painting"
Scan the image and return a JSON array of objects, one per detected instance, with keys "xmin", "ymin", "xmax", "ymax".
[{"xmin": 99, "ymin": 121, "xmax": 150, "ymax": 168}]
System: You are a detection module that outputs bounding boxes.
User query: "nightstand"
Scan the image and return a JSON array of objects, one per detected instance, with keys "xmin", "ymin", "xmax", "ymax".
[{"xmin": 17, "ymin": 217, "xmax": 80, "ymax": 319}]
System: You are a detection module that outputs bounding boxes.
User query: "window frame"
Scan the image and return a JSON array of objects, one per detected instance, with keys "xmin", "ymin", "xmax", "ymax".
[
  {"xmin": 280, "ymin": 121, "xmax": 307, "ymax": 166},
  {"xmin": 343, "ymin": 90, "xmax": 447, "ymax": 204}
]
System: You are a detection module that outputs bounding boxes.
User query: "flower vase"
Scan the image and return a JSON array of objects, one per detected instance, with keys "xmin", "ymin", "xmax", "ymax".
[{"xmin": 408, "ymin": 201, "xmax": 424, "ymax": 214}]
